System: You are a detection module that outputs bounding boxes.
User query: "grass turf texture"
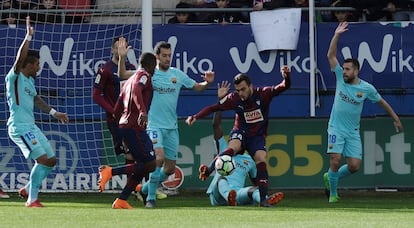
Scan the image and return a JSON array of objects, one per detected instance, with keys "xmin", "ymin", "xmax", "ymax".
[{"xmin": 1, "ymin": 190, "xmax": 414, "ymax": 228}]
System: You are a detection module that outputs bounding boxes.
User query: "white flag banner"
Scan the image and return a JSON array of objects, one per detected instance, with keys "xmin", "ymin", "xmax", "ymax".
[{"xmin": 250, "ymin": 8, "xmax": 302, "ymax": 52}]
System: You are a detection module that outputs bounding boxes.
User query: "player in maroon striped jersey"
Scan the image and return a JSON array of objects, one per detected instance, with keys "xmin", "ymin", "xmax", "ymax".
[
  {"xmin": 98, "ymin": 52, "xmax": 157, "ymax": 209},
  {"xmin": 186, "ymin": 66, "xmax": 291, "ymax": 207}
]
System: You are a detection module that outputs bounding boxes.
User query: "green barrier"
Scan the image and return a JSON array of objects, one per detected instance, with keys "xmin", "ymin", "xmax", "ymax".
[{"xmin": 177, "ymin": 117, "xmax": 413, "ymax": 189}]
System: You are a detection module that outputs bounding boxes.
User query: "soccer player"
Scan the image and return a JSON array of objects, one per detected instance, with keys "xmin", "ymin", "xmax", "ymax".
[
  {"xmin": 6, "ymin": 16, "xmax": 69, "ymax": 207},
  {"xmin": 93, "ymin": 36, "xmax": 136, "ymax": 163},
  {"xmin": 119, "ymin": 41, "xmax": 214, "ymax": 208},
  {"xmin": 98, "ymin": 52, "xmax": 157, "ymax": 209},
  {"xmin": 323, "ymin": 22, "xmax": 403, "ymax": 203},
  {"xmin": 207, "ymin": 81, "xmax": 284, "ymax": 207},
  {"xmin": 186, "ymin": 66, "xmax": 291, "ymax": 207}
]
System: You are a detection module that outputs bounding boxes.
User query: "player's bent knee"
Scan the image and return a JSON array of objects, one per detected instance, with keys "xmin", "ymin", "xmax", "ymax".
[
  {"xmin": 348, "ymin": 164, "xmax": 360, "ymax": 173},
  {"xmin": 47, "ymin": 157, "xmax": 57, "ymax": 167},
  {"xmin": 164, "ymin": 167, "xmax": 175, "ymax": 176},
  {"xmin": 36, "ymin": 155, "xmax": 56, "ymax": 167}
]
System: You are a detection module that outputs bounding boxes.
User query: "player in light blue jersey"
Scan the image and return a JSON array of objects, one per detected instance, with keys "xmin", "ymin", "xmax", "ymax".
[
  {"xmin": 207, "ymin": 114, "xmax": 284, "ymax": 207},
  {"xmin": 118, "ymin": 41, "xmax": 214, "ymax": 208},
  {"xmin": 324, "ymin": 22, "xmax": 403, "ymax": 203},
  {"xmin": 6, "ymin": 17, "xmax": 69, "ymax": 208},
  {"xmin": 206, "ymin": 81, "xmax": 283, "ymax": 206}
]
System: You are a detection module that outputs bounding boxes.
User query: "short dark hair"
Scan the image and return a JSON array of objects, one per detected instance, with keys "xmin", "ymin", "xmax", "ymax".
[
  {"xmin": 344, "ymin": 58, "xmax": 360, "ymax": 70},
  {"xmin": 139, "ymin": 52, "xmax": 156, "ymax": 69},
  {"xmin": 23, "ymin": 49, "xmax": 40, "ymax": 68},
  {"xmin": 233, "ymin": 73, "xmax": 251, "ymax": 86},
  {"xmin": 154, "ymin": 41, "xmax": 171, "ymax": 55}
]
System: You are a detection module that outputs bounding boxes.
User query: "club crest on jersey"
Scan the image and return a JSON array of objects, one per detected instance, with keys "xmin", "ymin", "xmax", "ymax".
[
  {"xmin": 244, "ymin": 109, "xmax": 264, "ymax": 123},
  {"xmin": 357, "ymin": 91, "xmax": 363, "ymax": 98},
  {"xmin": 32, "ymin": 140, "xmax": 37, "ymax": 145},
  {"xmin": 172, "ymin": 77, "xmax": 177, "ymax": 84},
  {"xmin": 328, "ymin": 144, "xmax": 333, "ymax": 149},
  {"xmin": 140, "ymin": 75, "xmax": 148, "ymax": 85}
]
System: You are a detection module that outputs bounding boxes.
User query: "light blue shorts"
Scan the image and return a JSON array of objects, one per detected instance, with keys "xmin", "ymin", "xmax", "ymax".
[
  {"xmin": 8, "ymin": 125, "xmax": 55, "ymax": 160},
  {"xmin": 147, "ymin": 128, "xmax": 179, "ymax": 160},
  {"xmin": 327, "ymin": 128, "xmax": 362, "ymax": 159}
]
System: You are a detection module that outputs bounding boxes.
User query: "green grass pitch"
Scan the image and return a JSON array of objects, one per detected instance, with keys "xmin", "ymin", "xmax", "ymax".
[{"xmin": 1, "ymin": 190, "xmax": 414, "ymax": 228}]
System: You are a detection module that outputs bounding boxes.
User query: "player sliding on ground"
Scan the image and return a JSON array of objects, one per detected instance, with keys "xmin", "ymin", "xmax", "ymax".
[
  {"xmin": 186, "ymin": 67, "xmax": 291, "ymax": 207},
  {"xmin": 206, "ymin": 81, "xmax": 284, "ymax": 207}
]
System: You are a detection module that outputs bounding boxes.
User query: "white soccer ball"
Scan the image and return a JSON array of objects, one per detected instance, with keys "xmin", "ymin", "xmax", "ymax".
[{"xmin": 215, "ymin": 155, "xmax": 235, "ymax": 176}]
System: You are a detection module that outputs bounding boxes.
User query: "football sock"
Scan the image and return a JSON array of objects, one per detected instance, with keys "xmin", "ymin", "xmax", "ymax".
[
  {"xmin": 252, "ymin": 190, "xmax": 261, "ymax": 204},
  {"xmin": 146, "ymin": 167, "xmax": 161, "ymax": 201},
  {"xmin": 28, "ymin": 163, "xmax": 52, "ymax": 203},
  {"xmin": 112, "ymin": 163, "xmax": 136, "ymax": 176},
  {"xmin": 217, "ymin": 178, "xmax": 231, "ymax": 199},
  {"xmin": 328, "ymin": 168, "xmax": 339, "ymax": 197},
  {"xmin": 246, "ymin": 186, "xmax": 261, "ymax": 204},
  {"xmin": 124, "ymin": 159, "xmax": 135, "ymax": 178},
  {"xmin": 338, "ymin": 164, "xmax": 351, "ymax": 179},
  {"xmin": 159, "ymin": 167, "xmax": 167, "ymax": 182},
  {"xmin": 120, "ymin": 174, "xmax": 142, "ymax": 200},
  {"xmin": 255, "ymin": 162, "xmax": 269, "ymax": 201}
]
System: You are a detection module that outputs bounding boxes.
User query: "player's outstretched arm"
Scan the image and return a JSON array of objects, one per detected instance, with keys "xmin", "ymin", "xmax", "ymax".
[
  {"xmin": 34, "ymin": 95, "xmax": 69, "ymax": 124},
  {"xmin": 327, "ymin": 22, "xmax": 348, "ymax": 70},
  {"xmin": 117, "ymin": 37, "xmax": 135, "ymax": 80},
  {"xmin": 193, "ymin": 71, "xmax": 214, "ymax": 91},
  {"xmin": 212, "ymin": 81, "xmax": 230, "ymax": 140},
  {"xmin": 273, "ymin": 65, "xmax": 291, "ymax": 92},
  {"xmin": 13, "ymin": 16, "xmax": 34, "ymax": 74},
  {"xmin": 377, "ymin": 99, "xmax": 403, "ymax": 132}
]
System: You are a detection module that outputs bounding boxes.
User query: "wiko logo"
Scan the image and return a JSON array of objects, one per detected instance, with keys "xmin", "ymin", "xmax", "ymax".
[
  {"xmin": 341, "ymin": 34, "xmax": 413, "ymax": 72},
  {"xmin": 37, "ymin": 33, "xmax": 414, "ymax": 77},
  {"xmin": 39, "ymin": 38, "xmax": 138, "ymax": 77},
  {"xmin": 229, "ymin": 34, "xmax": 413, "ymax": 74}
]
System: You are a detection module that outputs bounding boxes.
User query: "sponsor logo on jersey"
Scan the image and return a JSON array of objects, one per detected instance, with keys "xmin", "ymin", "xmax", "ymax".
[
  {"xmin": 339, "ymin": 91, "xmax": 361, "ymax": 105},
  {"xmin": 244, "ymin": 109, "xmax": 264, "ymax": 123}
]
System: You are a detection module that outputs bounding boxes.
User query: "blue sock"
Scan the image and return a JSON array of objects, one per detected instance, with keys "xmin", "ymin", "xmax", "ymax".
[
  {"xmin": 217, "ymin": 179, "xmax": 231, "ymax": 199},
  {"xmin": 28, "ymin": 163, "xmax": 52, "ymax": 203},
  {"xmin": 328, "ymin": 168, "xmax": 339, "ymax": 197},
  {"xmin": 252, "ymin": 190, "xmax": 261, "ymax": 204},
  {"xmin": 159, "ymin": 167, "xmax": 167, "ymax": 183},
  {"xmin": 146, "ymin": 167, "xmax": 161, "ymax": 201},
  {"xmin": 142, "ymin": 180, "xmax": 148, "ymax": 194},
  {"xmin": 338, "ymin": 164, "xmax": 351, "ymax": 179}
]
